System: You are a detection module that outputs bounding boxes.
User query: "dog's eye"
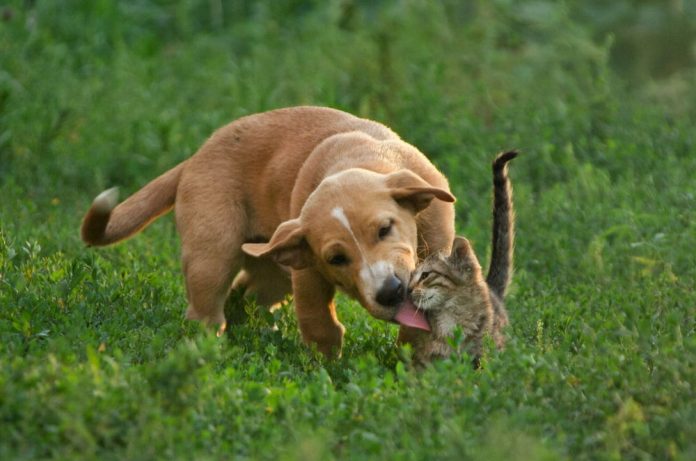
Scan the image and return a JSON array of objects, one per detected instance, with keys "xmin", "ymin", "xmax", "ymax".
[
  {"xmin": 378, "ymin": 222, "xmax": 392, "ymax": 240},
  {"xmin": 328, "ymin": 254, "xmax": 350, "ymax": 266},
  {"xmin": 419, "ymin": 271, "xmax": 431, "ymax": 282}
]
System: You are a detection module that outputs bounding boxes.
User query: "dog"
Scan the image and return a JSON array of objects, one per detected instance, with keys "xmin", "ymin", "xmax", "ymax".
[{"xmin": 81, "ymin": 106, "xmax": 455, "ymax": 356}]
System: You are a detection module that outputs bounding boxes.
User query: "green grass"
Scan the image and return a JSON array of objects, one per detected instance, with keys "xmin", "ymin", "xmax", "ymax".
[{"xmin": 1, "ymin": 1, "xmax": 695, "ymax": 460}]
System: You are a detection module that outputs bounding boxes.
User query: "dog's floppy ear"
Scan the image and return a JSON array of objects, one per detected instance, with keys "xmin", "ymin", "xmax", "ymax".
[
  {"xmin": 241, "ymin": 219, "xmax": 313, "ymax": 269},
  {"xmin": 386, "ymin": 170, "xmax": 455, "ymax": 213}
]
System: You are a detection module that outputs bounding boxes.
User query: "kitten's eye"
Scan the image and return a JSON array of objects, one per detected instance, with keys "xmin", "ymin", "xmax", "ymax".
[
  {"xmin": 378, "ymin": 222, "xmax": 392, "ymax": 240},
  {"xmin": 419, "ymin": 271, "xmax": 431, "ymax": 282},
  {"xmin": 328, "ymin": 254, "xmax": 350, "ymax": 266}
]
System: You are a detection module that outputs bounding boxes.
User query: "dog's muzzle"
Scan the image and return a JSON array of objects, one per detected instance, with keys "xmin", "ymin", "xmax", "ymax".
[{"xmin": 375, "ymin": 274, "xmax": 406, "ymax": 307}]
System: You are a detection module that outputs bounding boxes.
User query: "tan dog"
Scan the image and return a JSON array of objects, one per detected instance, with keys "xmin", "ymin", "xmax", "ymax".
[{"xmin": 81, "ymin": 106, "xmax": 455, "ymax": 356}]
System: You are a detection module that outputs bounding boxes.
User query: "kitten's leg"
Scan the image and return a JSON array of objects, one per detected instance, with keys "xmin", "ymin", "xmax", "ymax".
[{"xmin": 472, "ymin": 356, "xmax": 481, "ymax": 370}]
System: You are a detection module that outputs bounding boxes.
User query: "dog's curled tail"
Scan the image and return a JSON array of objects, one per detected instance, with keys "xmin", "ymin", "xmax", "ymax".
[
  {"xmin": 81, "ymin": 162, "xmax": 185, "ymax": 246},
  {"xmin": 486, "ymin": 150, "xmax": 518, "ymax": 298}
]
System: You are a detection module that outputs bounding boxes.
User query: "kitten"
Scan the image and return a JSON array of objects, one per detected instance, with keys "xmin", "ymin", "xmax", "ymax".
[{"xmin": 408, "ymin": 151, "xmax": 517, "ymax": 366}]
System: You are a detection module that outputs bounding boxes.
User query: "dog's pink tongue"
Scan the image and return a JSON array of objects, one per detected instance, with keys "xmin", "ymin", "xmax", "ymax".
[{"xmin": 394, "ymin": 300, "xmax": 430, "ymax": 331}]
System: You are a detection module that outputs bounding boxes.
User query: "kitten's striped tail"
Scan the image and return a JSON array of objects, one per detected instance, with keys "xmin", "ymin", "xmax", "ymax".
[{"xmin": 486, "ymin": 150, "xmax": 517, "ymax": 298}]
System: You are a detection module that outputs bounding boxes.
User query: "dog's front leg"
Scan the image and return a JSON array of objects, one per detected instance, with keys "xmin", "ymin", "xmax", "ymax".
[{"xmin": 292, "ymin": 268, "xmax": 345, "ymax": 358}]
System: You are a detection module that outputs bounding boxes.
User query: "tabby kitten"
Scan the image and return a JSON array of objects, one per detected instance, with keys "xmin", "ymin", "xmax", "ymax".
[{"xmin": 409, "ymin": 151, "xmax": 517, "ymax": 366}]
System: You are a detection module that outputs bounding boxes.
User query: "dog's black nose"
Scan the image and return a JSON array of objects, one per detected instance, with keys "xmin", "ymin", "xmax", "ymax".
[{"xmin": 376, "ymin": 275, "xmax": 405, "ymax": 307}]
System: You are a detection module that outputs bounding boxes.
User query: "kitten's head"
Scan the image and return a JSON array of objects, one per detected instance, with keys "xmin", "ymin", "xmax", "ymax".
[{"xmin": 408, "ymin": 237, "xmax": 485, "ymax": 312}]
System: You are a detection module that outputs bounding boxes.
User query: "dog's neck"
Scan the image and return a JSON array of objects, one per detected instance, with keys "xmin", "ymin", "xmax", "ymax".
[{"xmin": 312, "ymin": 133, "xmax": 407, "ymax": 180}]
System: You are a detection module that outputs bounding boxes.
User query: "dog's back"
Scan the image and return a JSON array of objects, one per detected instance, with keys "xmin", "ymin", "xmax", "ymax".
[{"xmin": 81, "ymin": 106, "xmax": 398, "ymax": 247}]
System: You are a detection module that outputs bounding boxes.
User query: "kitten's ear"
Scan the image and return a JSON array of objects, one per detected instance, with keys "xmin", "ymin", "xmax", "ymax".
[
  {"xmin": 450, "ymin": 237, "xmax": 473, "ymax": 260},
  {"xmin": 449, "ymin": 237, "xmax": 479, "ymax": 271}
]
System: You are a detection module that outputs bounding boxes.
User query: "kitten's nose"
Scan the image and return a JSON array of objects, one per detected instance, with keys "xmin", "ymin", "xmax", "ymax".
[
  {"xmin": 376, "ymin": 275, "xmax": 405, "ymax": 307},
  {"xmin": 406, "ymin": 279, "xmax": 414, "ymax": 295}
]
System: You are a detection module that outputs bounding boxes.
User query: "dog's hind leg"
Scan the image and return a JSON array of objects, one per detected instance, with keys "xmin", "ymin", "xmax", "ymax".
[
  {"xmin": 233, "ymin": 257, "xmax": 292, "ymax": 307},
  {"xmin": 228, "ymin": 265, "xmax": 292, "ymax": 326},
  {"xmin": 176, "ymin": 193, "xmax": 245, "ymax": 332},
  {"xmin": 180, "ymin": 244, "xmax": 242, "ymax": 331}
]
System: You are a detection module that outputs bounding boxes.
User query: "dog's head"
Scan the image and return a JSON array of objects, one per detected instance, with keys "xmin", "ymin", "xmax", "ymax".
[{"xmin": 242, "ymin": 168, "xmax": 454, "ymax": 322}]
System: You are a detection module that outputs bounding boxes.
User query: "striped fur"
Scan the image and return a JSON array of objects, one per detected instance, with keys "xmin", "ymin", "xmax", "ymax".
[{"xmin": 409, "ymin": 151, "xmax": 518, "ymax": 366}]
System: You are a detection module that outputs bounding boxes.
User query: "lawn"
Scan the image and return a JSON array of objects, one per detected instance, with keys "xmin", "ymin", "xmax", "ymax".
[{"xmin": 1, "ymin": 1, "xmax": 694, "ymax": 460}]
